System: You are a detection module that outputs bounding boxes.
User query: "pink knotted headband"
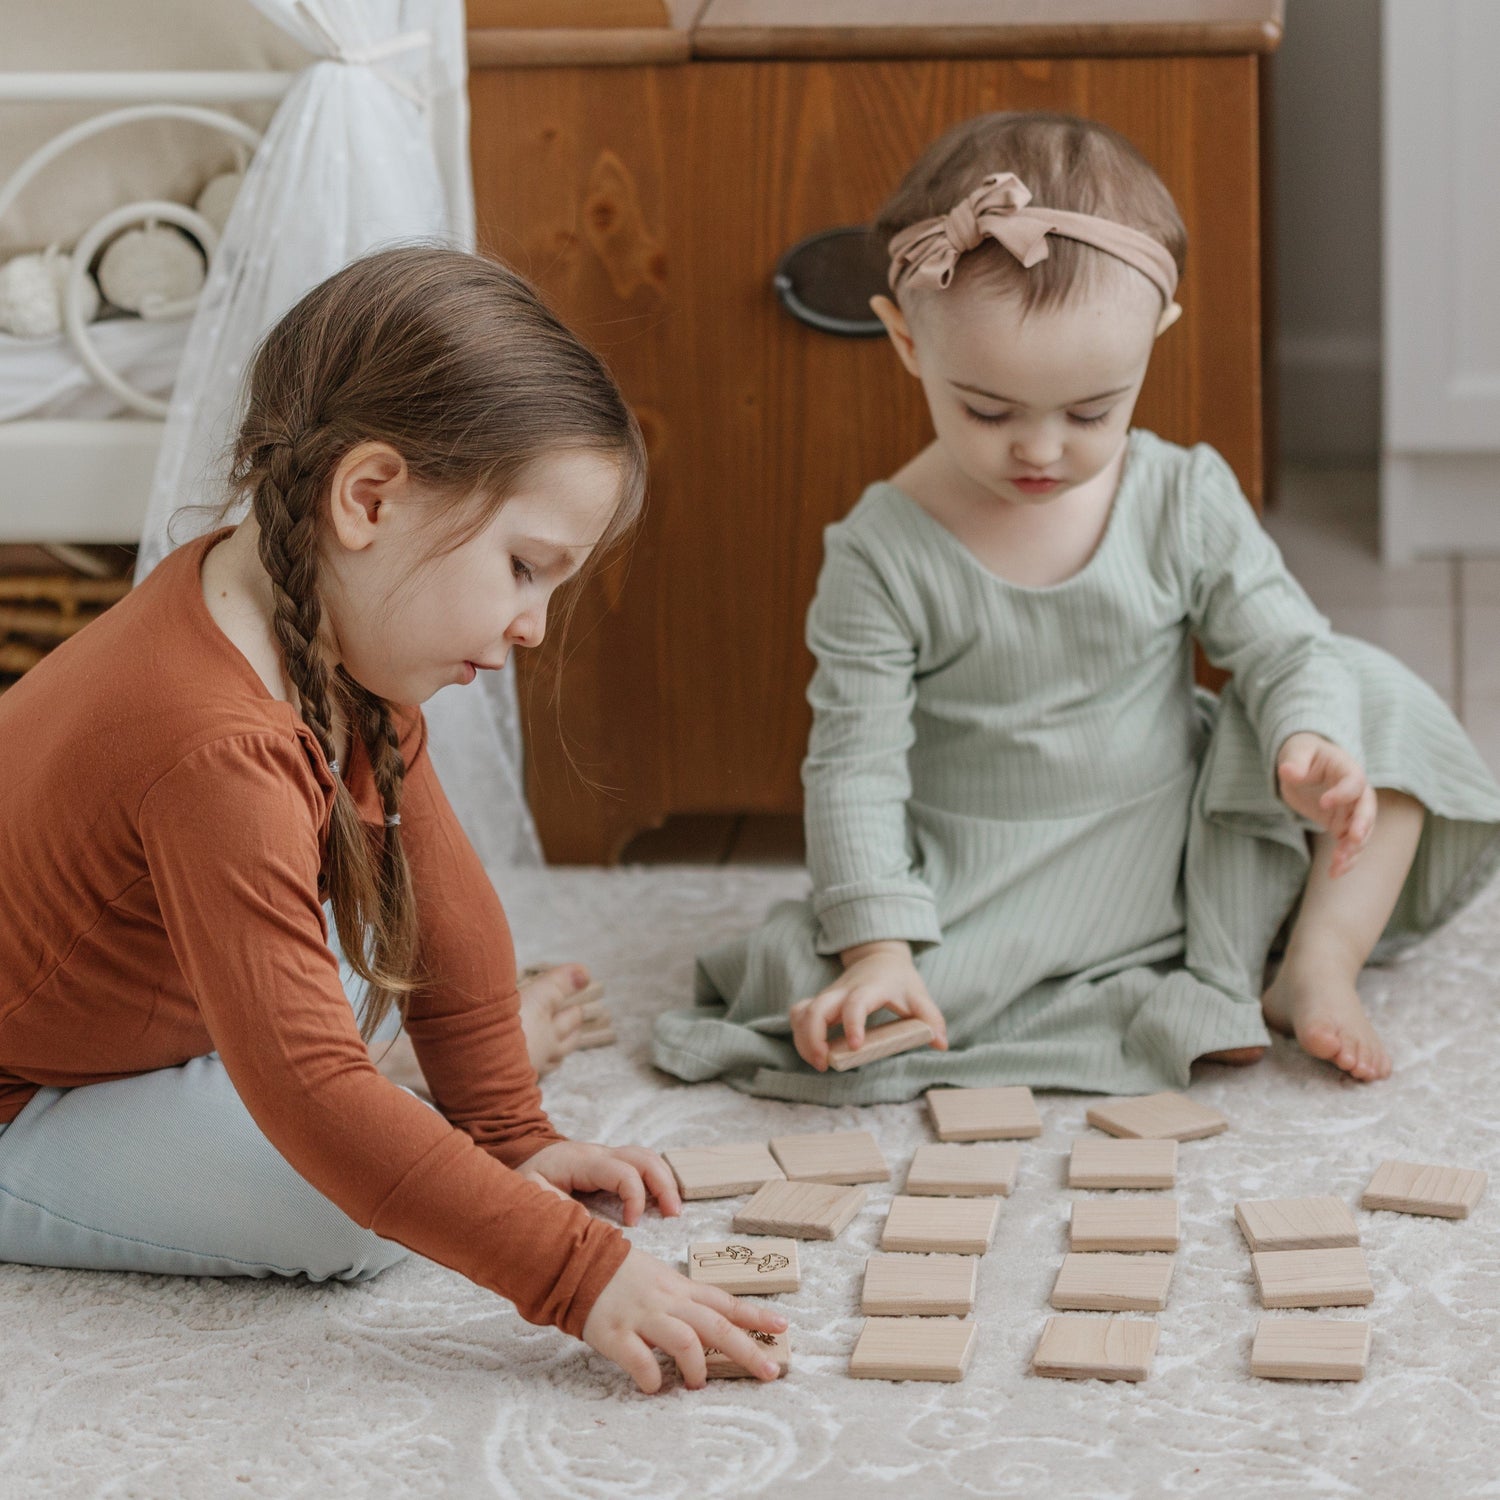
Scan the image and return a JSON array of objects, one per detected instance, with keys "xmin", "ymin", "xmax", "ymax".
[{"xmin": 887, "ymin": 171, "xmax": 1179, "ymax": 306}]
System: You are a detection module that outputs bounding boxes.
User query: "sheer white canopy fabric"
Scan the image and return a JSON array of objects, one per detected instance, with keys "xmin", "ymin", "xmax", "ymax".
[{"xmin": 135, "ymin": 0, "xmax": 542, "ymax": 869}]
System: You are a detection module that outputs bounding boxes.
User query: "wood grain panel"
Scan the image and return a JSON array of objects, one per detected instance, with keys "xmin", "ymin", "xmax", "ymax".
[{"xmin": 470, "ymin": 54, "xmax": 1265, "ymax": 860}]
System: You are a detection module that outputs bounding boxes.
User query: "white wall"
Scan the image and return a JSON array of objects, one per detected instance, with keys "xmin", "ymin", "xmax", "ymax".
[{"xmin": 1273, "ymin": 0, "xmax": 1382, "ymax": 463}]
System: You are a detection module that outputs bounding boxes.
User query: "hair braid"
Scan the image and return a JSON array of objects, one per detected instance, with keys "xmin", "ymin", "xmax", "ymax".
[
  {"xmin": 342, "ymin": 674, "xmax": 419, "ymax": 1039},
  {"xmin": 251, "ymin": 435, "xmax": 415, "ymax": 1039}
]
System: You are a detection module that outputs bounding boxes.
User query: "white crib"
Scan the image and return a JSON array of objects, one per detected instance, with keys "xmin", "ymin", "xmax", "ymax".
[{"xmin": 0, "ymin": 68, "xmax": 291, "ymax": 544}]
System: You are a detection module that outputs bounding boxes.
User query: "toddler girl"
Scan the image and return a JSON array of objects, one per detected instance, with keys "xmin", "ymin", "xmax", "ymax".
[
  {"xmin": 655, "ymin": 112, "xmax": 1500, "ymax": 1104},
  {"xmin": 0, "ymin": 247, "xmax": 785, "ymax": 1391}
]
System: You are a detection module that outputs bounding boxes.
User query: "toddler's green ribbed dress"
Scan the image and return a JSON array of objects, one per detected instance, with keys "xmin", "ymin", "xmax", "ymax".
[{"xmin": 652, "ymin": 430, "xmax": 1500, "ymax": 1103}]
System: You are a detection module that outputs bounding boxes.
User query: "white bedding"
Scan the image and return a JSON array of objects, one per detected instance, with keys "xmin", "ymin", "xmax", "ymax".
[{"xmin": 0, "ymin": 315, "xmax": 188, "ymax": 421}]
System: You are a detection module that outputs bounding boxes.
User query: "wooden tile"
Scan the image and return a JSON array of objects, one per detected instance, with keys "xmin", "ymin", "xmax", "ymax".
[
  {"xmin": 703, "ymin": 1328, "xmax": 791, "ymax": 1380},
  {"xmin": 848, "ymin": 1317, "xmax": 976, "ymax": 1382},
  {"xmin": 1050, "ymin": 1252, "xmax": 1175, "ymax": 1311},
  {"xmin": 1251, "ymin": 1318, "xmax": 1370, "ymax": 1381},
  {"xmin": 861, "ymin": 1254, "xmax": 977, "ymax": 1316},
  {"xmin": 827, "ymin": 1016, "xmax": 935, "ymax": 1071},
  {"xmin": 905, "ymin": 1142, "xmax": 1019, "ymax": 1197},
  {"xmin": 1032, "ymin": 1315, "xmax": 1159, "ymax": 1382},
  {"xmin": 927, "ymin": 1086, "xmax": 1042, "ymax": 1141},
  {"xmin": 1361, "ymin": 1159, "xmax": 1488, "ymax": 1219},
  {"xmin": 664, "ymin": 1141, "xmax": 785, "ymax": 1200},
  {"xmin": 1235, "ymin": 1196, "xmax": 1360, "ymax": 1251},
  {"xmin": 1085, "ymin": 1092, "xmax": 1228, "ymax": 1141},
  {"xmin": 1252, "ymin": 1247, "xmax": 1374, "ymax": 1308},
  {"xmin": 881, "ymin": 1195, "xmax": 999, "ymax": 1254},
  {"xmin": 1070, "ymin": 1198, "xmax": 1180, "ymax": 1252},
  {"xmin": 733, "ymin": 1179, "xmax": 866, "ymax": 1240},
  {"xmin": 769, "ymin": 1128, "xmax": 891, "ymax": 1185},
  {"xmin": 1068, "ymin": 1137, "xmax": 1178, "ymax": 1189},
  {"xmin": 687, "ymin": 1238, "xmax": 800, "ymax": 1294}
]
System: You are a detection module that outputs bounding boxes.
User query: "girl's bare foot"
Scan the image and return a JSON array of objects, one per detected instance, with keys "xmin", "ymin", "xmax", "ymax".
[
  {"xmin": 1261, "ymin": 961, "xmax": 1392, "ymax": 1082},
  {"xmin": 373, "ymin": 963, "xmax": 598, "ymax": 1094}
]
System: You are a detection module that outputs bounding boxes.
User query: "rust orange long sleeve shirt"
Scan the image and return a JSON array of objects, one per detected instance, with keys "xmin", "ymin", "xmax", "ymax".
[{"xmin": 0, "ymin": 529, "xmax": 628, "ymax": 1337}]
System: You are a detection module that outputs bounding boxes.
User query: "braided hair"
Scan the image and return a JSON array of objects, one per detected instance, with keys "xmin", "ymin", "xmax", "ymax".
[{"xmin": 225, "ymin": 247, "xmax": 646, "ymax": 1039}]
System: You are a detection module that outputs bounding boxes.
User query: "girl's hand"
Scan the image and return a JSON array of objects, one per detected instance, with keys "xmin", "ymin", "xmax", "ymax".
[
  {"xmin": 789, "ymin": 939, "xmax": 948, "ymax": 1071},
  {"xmin": 517, "ymin": 1141, "xmax": 683, "ymax": 1226},
  {"xmin": 1277, "ymin": 731, "xmax": 1377, "ymax": 877},
  {"xmin": 582, "ymin": 1247, "xmax": 789, "ymax": 1392}
]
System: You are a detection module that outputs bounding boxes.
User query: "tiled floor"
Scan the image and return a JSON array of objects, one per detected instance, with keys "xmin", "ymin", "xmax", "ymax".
[{"xmin": 625, "ymin": 464, "xmax": 1500, "ymax": 864}]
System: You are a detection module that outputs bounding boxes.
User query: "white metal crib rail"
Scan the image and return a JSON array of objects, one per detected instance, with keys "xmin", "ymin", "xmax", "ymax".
[{"xmin": 0, "ymin": 70, "xmax": 288, "ymax": 542}]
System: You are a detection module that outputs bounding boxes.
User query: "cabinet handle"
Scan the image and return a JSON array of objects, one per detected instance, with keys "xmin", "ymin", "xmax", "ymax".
[{"xmin": 772, "ymin": 225, "xmax": 888, "ymax": 338}]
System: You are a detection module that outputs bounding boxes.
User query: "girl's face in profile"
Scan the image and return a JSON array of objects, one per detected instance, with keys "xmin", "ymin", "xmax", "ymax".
[
  {"xmin": 320, "ymin": 446, "xmax": 621, "ymax": 706},
  {"xmin": 875, "ymin": 268, "xmax": 1170, "ymax": 506}
]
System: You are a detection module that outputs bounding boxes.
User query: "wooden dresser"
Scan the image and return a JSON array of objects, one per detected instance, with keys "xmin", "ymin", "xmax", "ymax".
[{"xmin": 467, "ymin": 0, "xmax": 1285, "ymax": 862}]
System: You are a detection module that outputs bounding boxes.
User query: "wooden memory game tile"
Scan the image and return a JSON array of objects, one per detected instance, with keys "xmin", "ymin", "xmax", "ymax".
[
  {"xmin": 687, "ymin": 1238, "xmax": 801, "ymax": 1295},
  {"xmin": 733, "ymin": 1179, "xmax": 866, "ymax": 1240},
  {"xmin": 1070, "ymin": 1198, "xmax": 1180, "ymax": 1252},
  {"xmin": 1252, "ymin": 1246, "xmax": 1374, "ymax": 1308},
  {"xmin": 848, "ymin": 1317, "xmax": 977, "ymax": 1382},
  {"xmin": 927, "ymin": 1086, "xmax": 1042, "ymax": 1141},
  {"xmin": 1362, "ymin": 1159, "xmax": 1488, "ymax": 1219},
  {"xmin": 1050, "ymin": 1252, "xmax": 1175, "ymax": 1311},
  {"xmin": 1250, "ymin": 1318, "xmax": 1370, "ymax": 1381},
  {"xmin": 827, "ymin": 1016, "xmax": 935, "ymax": 1071},
  {"xmin": 769, "ymin": 1128, "xmax": 890, "ymax": 1185},
  {"xmin": 704, "ymin": 1328, "xmax": 791, "ymax": 1380},
  {"xmin": 1085, "ymin": 1091, "xmax": 1228, "ymax": 1141},
  {"xmin": 1235, "ymin": 1195, "xmax": 1360, "ymax": 1252},
  {"xmin": 664, "ymin": 1141, "xmax": 784, "ymax": 1201},
  {"xmin": 905, "ymin": 1143, "xmax": 1019, "ymax": 1198},
  {"xmin": 881, "ymin": 1195, "xmax": 999, "ymax": 1254},
  {"xmin": 861, "ymin": 1254, "xmax": 977, "ymax": 1316},
  {"xmin": 1068, "ymin": 1136, "xmax": 1178, "ymax": 1189},
  {"xmin": 1032, "ymin": 1315, "xmax": 1159, "ymax": 1382}
]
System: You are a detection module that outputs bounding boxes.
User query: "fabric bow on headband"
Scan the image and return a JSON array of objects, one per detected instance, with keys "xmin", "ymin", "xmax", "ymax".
[{"xmin": 886, "ymin": 171, "xmax": 1179, "ymax": 308}]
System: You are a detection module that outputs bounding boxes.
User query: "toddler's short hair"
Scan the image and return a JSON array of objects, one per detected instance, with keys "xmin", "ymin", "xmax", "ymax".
[{"xmin": 875, "ymin": 111, "xmax": 1187, "ymax": 315}]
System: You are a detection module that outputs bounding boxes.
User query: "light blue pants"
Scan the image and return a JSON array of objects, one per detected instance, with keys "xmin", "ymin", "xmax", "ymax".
[{"xmin": 0, "ymin": 910, "xmax": 413, "ymax": 1284}]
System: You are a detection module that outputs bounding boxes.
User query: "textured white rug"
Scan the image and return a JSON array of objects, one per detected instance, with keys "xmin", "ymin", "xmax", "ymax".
[{"xmin": 3, "ymin": 864, "xmax": 1498, "ymax": 1500}]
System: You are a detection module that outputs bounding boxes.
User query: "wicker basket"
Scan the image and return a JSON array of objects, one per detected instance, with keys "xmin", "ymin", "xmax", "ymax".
[{"xmin": 0, "ymin": 548, "xmax": 134, "ymax": 692}]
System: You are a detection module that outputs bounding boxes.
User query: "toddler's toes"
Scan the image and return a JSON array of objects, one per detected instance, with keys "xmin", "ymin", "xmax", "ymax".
[
  {"xmin": 1295, "ymin": 1019, "xmax": 1346, "ymax": 1065},
  {"xmin": 519, "ymin": 962, "xmax": 593, "ymax": 1076}
]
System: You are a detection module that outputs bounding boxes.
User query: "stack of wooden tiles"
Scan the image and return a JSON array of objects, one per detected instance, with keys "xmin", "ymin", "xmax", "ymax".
[
  {"xmin": 1035, "ymin": 1091, "xmax": 1224, "ymax": 1382},
  {"xmin": 848, "ymin": 1086, "xmax": 1042, "ymax": 1383}
]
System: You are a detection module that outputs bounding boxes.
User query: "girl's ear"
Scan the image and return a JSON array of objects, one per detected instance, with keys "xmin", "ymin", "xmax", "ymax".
[
  {"xmin": 869, "ymin": 294, "xmax": 923, "ymax": 379},
  {"xmin": 328, "ymin": 442, "xmax": 408, "ymax": 553},
  {"xmin": 1155, "ymin": 301, "xmax": 1183, "ymax": 338}
]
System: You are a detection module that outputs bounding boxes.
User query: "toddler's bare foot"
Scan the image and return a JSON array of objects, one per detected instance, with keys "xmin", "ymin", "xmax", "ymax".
[
  {"xmin": 1195, "ymin": 1045, "xmax": 1267, "ymax": 1067},
  {"xmin": 1261, "ymin": 961, "xmax": 1392, "ymax": 1082},
  {"xmin": 518, "ymin": 963, "xmax": 596, "ymax": 1076}
]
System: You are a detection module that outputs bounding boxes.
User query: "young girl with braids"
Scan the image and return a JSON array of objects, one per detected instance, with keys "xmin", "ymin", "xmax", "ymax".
[
  {"xmin": 0, "ymin": 247, "xmax": 785, "ymax": 1392},
  {"xmin": 655, "ymin": 111, "xmax": 1500, "ymax": 1104}
]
